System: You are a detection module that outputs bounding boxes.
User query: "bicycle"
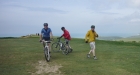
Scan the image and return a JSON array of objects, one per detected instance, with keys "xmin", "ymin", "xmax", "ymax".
[
  {"xmin": 51, "ymin": 38, "xmax": 72, "ymax": 55},
  {"xmin": 40, "ymin": 40, "xmax": 52, "ymax": 62}
]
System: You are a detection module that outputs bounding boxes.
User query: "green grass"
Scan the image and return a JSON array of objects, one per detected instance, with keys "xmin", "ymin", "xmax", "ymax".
[{"xmin": 0, "ymin": 37, "xmax": 140, "ymax": 75}]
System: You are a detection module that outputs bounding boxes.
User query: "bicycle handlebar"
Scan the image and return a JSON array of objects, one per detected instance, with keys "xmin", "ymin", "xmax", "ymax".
[
  {"xmin": 57, "ymin": 37, "xmax": 61, "ymax": 39},
  {"xmin": 43, "ymin": 40, "xmax": 51, "ymax": 43},
  {"xmin": 40, "ymin": 39, "xmax": 53, "ymax": 43}
]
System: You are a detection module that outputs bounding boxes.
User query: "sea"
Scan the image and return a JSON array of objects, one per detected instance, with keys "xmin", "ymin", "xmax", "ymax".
[{"xmin": 0, "ymin": 33, "xmax": 135, "ymax": 38}]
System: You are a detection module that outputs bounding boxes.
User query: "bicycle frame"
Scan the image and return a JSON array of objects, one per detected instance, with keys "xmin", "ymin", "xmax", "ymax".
[
  {"xmin": 42, "ymin": 40, "xmax": 51, "ymax": 49},
  {"xmin": 42, "ymin": 40, "xmax": 51, "ymax": 62},
  {"xmin": 45, "ymin": 41, "xmax": 50, "ymax": 53},
  {"xmin": 56, "ymin": 38, "xmax": 65, "ymax": 49},
  {"xmin": 54, "ymin": 38, "xmax": 69, "ymax": 55}
]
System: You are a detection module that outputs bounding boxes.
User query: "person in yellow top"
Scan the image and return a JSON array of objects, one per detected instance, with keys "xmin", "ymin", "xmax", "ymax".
[{"xmin": 85, "ymin": 25, "xmax": 98, "ymax": 60}]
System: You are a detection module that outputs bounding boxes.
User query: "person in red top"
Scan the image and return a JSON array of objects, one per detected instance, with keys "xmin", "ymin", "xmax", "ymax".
[{"xmin": 59, "ymin": 27, "xmax": 73, "ymax": 52}]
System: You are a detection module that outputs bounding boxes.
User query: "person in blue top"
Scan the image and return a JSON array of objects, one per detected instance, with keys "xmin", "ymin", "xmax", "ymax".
[{"xmin": 40, "ymin": 23, "xmax": 53, "ymax": 50}]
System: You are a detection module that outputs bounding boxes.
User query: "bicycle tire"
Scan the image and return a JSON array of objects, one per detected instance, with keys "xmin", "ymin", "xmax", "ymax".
[
  {"xmin": 51, "ymin": 42, "xmax": 60, "ymax": 52},
  {"xmin": 44, "ymin": 47, "xmax": 50, "ymax": 62},
  {"xmin": 68, "ymin": 48, "xmax": 73, "ymax": 53},
  {"xmin": 62, "ymin": 43, "xmax": 69, "ymax": 55}
]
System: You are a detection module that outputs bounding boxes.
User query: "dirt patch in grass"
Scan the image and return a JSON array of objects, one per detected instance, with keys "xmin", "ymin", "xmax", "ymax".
[{"xmin": 32, "ymin": 60, "xmax": 63, "ymax": 75}]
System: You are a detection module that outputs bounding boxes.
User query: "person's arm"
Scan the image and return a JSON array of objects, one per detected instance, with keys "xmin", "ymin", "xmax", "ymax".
[
  {"xmin": 59, "ymin": 34, "xmax": 64, "ymax": 38},
  {"xmin": 94, "ymin": 31, "xmax": 98, "ymax": 38},
  {"xmin": 49, "ymin": 28, "xmax": 53, "ymax": 39},
  {"xmin": 85, "ymin": 31, "xmax": 89, "ymax": 43},
  {"xmin": 50, "ymin": 32, "xmax": 53, "ymax": 39}
]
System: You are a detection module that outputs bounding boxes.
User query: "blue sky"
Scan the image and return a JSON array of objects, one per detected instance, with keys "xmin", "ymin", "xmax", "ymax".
[{"xmin": 0, "ymin": 0, "xmax": 140, "ymax": 37}]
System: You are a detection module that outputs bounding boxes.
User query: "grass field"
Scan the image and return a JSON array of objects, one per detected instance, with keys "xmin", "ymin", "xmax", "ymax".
[{"xmin": 0, "ymin": 37, "xmax": 140, "ymax": 75}]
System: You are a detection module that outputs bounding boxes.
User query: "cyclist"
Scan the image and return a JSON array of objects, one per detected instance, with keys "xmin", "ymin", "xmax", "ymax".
[
  {"xmin": 59, "ymin": 27, "xmax": 73, "ymax": 52},
  {"xmin": 40, "ymin": 23, "xmax": 53, "ymax": 51},
  {"xmin": 85, "ymin": 25, "xmax": 98, "ymax": 60}
]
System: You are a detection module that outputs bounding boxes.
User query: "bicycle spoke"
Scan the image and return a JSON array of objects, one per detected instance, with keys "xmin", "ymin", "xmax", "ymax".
[
  {"xmin": 44, "ymin": 47, "xmax": 50, "ymax": 62},
  {"xmin": 51, "ymin": 43, "xmax": 60, "ymax": 52},
  {"xmin": 62, "ymin": 44, "xmax": 69, "ymax": 55}
]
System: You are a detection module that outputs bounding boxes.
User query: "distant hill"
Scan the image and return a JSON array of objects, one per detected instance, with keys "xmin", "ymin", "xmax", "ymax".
[
  {"xmin": 116, "ymin": 34, "xmax": 140, "ymax": 42},
  {"xmin": 127, "ymin": 35, "xmax": 140, "ymax": 38},
  {"xmin": 97, "ymin": 36, "xmax": 123, "ymax": 41}
]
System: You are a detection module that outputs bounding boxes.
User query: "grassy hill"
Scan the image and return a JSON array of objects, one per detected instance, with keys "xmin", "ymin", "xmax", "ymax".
[
  {"xmin": 116, "ymin": 35, "xmax": 140, "ymax": 42},
  {"xmin": 97, "ymin": 35, "xmax": 140, "ymax": 42},
  {"xmin": 97, "ymin": 36, "xmax": 122, "ymax": 41},
  {"xmin": 0, "ymin": 37, "xmax": 140, "ymax": 75}
]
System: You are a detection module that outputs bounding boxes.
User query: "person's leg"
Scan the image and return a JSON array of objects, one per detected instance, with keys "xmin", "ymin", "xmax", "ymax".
[
  {"xmin": 88, "ymin": 49, "xmax": 93, "ymax": 54},
  {"xmin": 47, "ymin": 38, "xmax": 51, "ymax": 52},
  {"xmin": 92, "ymin": 42, "xmax": 95, "ymax": 56},
  {"xmin": 65, "ymin": 39, "xmax": 72, "ymax": 49},
  {"xmin": 92, "ymin": 49, "xmax": 95, "ymax": 56},
  {"xmin": 88, "ymin": 50, "xmax": 92, "ymax": 54},
  {"xmin": 90, "ymin": 42, "xmax": 94, "ymax": 54},
  {"xmin": 47, "ymin": 43, "xmax": 51, "ymax": 52},
  {"xmin": 68, "ymin": 44, "xmax": 71, "ymax": 49},
  {"xmin": 44, "ymin": 37, "xmax": 51, "ymax": 52},
  {"xmin": 87, "ymin": 42, "xmax": 94, "ymax": 58},
  {"xmin": 67, "ymin": 40, "xmax": 73, "ymax": 52},
  {"xmin": 43, "ymin": 42, "xmax": 45, "ymax": 48},
  {"xmin": 92, "ymin": 42, "xmax": 97, "ymax": 59},
  {"xmin": 67, "ymin": 40, "xmax": 72, "ymax": 49},
  {"xmin": 42, "ymin": 37, "xmax": 46, "ymax": 48},
  {"xmin": 65, "ymin": 39, "xmax": 69, "ymax": 49}
]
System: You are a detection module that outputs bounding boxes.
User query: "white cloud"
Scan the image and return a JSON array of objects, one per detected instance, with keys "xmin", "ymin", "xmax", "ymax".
[
  {"xmin": 127, "ymin": 0, "xmax": 140, "ymax": 8},
  {"xmin": 130, "ymin": 19, "xmax": 140, "ymax": 22},
  {"xmin": 131, "ymin": 0, "xmax": 140, "ymax": 7},
  {"xmin": 0, "ymin": 0, "xmax": 140, "ymax": 37}
]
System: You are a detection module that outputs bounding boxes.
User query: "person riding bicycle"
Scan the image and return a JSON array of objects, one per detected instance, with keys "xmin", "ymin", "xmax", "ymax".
[
  {"xmin": 85, "ymin": 25, "xmax": 98, "ymax": 60},
  {"xmin": 40, "ymin": 23, "xmax": 53, "ymax": 51},
  {"xmin": 59, "ymin": 27, "xmax": 73, "ymax": 52}
]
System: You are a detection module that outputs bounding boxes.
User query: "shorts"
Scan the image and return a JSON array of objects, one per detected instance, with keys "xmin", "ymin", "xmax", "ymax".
[
  {"xmin": 89, "ymin": 42, "xmax": 95, "ymax": 50},
  {"xmin": 43, "ymin": 37, "xmax": 50, "ymax": 41},
  {"xmin": 42, "ymin": 37, "xmax": 50, "ymax": 47},
  {"xmin": 65, "ymin": 39, "xmax": 69, "ymax": 44}
]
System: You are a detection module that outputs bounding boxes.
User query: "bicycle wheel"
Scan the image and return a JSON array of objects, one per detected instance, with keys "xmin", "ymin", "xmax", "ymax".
[
  {"xmin": 51, "ymin": 42, "xmax": 60, "ymax": 52},
  {"xmin": 62, "ymin": 44, "xmax": 69, "ymax": 55},
  {"xmin": 44, "ymin": 47, "xmax": 50, "ymax": 62},
  {"xmin": 68, "ymin": 48, "xmax": 73, "ymax": 53}
]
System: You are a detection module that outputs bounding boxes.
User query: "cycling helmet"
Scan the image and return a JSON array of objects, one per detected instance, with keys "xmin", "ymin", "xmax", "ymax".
[
  {"xmin": 91, "ymin": 25, "xmax": 95, "ymax": 28},
  {"xmin": 44, "ymin": 23, "xmax": 48, "ymax": 26},
  {"xmin": 61, "ymin": 27, "xmax": 65, "ymax": 30}
]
